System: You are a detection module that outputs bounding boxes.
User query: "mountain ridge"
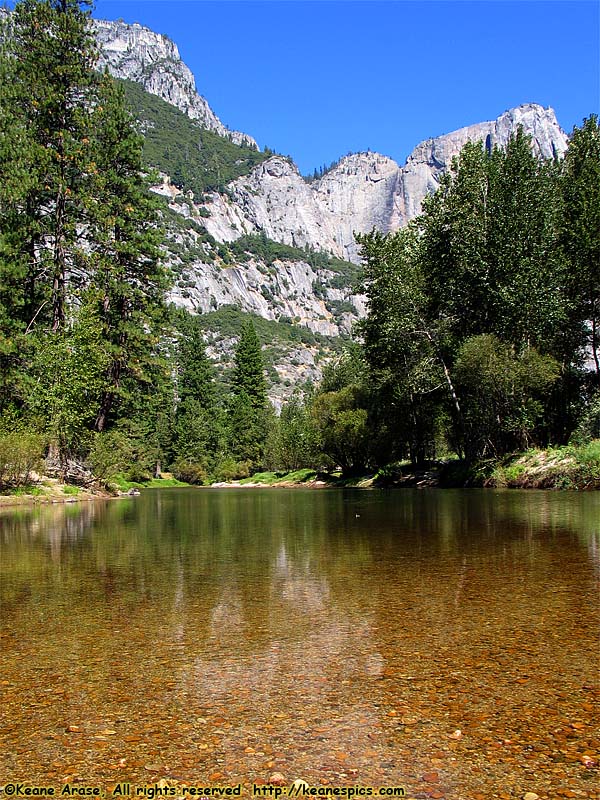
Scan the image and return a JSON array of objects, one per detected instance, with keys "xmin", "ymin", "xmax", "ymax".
[
  {"xmin": 194, "ymin": 102, "xmax": 568, "ymax": 263},
  {"xmin": 94, "ymin": 18, "xmax": 258, "ymax": 149},
  {"xmin": 91, "ymin": 15, "xmax": 571, "ymax": 401}
]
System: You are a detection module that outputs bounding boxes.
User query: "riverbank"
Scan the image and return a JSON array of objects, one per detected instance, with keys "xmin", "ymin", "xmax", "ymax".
[
  {"xmin": 2, "ymin": 442, "xmax": 598, "ymax": 505},
  {"xmin": 209, "ymin": 441, "xmax": 600, "ymax": 491},
  {"xmin": 0, "ymin": 473, "xmax": 188, "ymax": 508},
  {"xmin": 485, "ymin": 440, "xmax": 600, "ymax": 489},
  {"xmin": 0, "ymin": 476, "xmax": 111, "ymax": 507}
]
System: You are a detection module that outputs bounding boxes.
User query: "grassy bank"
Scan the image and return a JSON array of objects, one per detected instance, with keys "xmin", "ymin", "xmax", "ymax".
[
  {"xmin": 109, "ymin": 473, "xmax": 190, "ymax": 492},
  {"xmin": 485, "ymin": 440, "xmax": 600, "ymax": 490},
  {"xmin": 0, "ymin": 473, "xmax": 191, "ymax": 507},
  {"xmin": 0, "ymin": 478, "xmax": 110, "ymax": 507},
  {"xmin": 209, "ymin": 441, "xmax": 600, "ymax": 491},
  {"xmin": 3, "ymin": 442, "xmax": 597, "ymax": 505}
]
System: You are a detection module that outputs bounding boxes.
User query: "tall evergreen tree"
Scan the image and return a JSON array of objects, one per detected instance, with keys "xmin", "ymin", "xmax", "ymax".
[
  {"xmin": 1, "ymin": 0, "xmax": 99, "ymax": 333},
  {"xmin": 88, "ymin": 74, "xmax": 167, "ymax": 431},
  {"xmin": 228, "ymin": 321, "xmax": 269, "ymax": 467},
  {"xmin": 172, "ymin": 311, "xmax": 223, "ymax": 474},
  {"xmin": 0, "ymin": 0, "xmax": 168, "ymax": 462}
]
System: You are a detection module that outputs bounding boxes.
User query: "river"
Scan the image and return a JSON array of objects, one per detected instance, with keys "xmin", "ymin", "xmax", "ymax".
[{"xmin": 1, "ymin": 488, "xmax": 598, "ymax": 799}]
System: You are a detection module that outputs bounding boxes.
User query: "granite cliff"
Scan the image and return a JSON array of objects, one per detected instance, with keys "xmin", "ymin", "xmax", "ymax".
[
  {"xmin": 94, "ymin": 19, "xmax": 256, "ymax": 148},
  {"xmin": 93, "ymin": 18, "xmax": 568, "ymax": 266},
  {"xmin": 92, "ymin": 17, "xmax": 570, "ymax": 400},
  {"xmin": 198, "ymin": 104, "xmax": 569, "ymax": 263}
]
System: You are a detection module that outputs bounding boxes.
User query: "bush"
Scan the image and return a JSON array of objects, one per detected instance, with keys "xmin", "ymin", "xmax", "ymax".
[
  {"xmin": 213, "ymin": 457, "xmax": 251, "ymax": 482},
  {"xmin": 0, "ymin": 429, "xmax": 45, "ymax": 488},
  {"xmin": 570, "ymin": 390, "xmax": 600, "ymax": 444},
  {"xmin": 87, "ymin": 430, "xmax": 135, "ymax": 482},
  {"xmin": 171, "ymin": 458, "xmax": 208, "ymax": 485}
]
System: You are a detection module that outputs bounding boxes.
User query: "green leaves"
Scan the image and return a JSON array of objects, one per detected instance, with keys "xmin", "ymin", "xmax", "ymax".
[
  {"xmin": 454, "ymin": 335, "xmax": 560, "ymax": 457},
  {"xmin": 228, "ymin": 322, "xmax": 269, "ymax": 468},
  {"xmin": 560, "ymin": 114, "xmax": 600, "ymax": 373},
  {"xmin": 25, "ymin": 305, "xmax": 110, "ymax": 456},
  {"xmin": 356, "ymin": 125, "xmax": 594, "ymax": 462}
]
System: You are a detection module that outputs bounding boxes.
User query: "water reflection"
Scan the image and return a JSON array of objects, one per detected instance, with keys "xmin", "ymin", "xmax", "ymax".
[{"xmin": 1, "ymin": 489, "xmax": 598, "ymax": 797}]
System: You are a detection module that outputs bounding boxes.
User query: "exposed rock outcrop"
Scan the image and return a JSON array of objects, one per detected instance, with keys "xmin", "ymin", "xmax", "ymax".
[
  {"xmin": 92, "ymin": 20, "xmax": 568, "ymax": 265},
  {"xmin": 94, "ymin": 19, "xmax": 257, "ymax": 148},
  {"xmin": 198, "ymin": 103, "xmax": 568, "ymax": 263}
]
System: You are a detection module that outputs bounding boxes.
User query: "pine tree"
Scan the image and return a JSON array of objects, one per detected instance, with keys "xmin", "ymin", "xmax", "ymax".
[
  {"xmin": 88, "ymin": 74, "xmax": 167, "ymax": 431},
  {"xmin": 173, "ymin": 312, "xmax": 223, "ymax": 474},
  {"xmin": 0, "ymin": 0, "xmax": 169, "ymax": 463},
  {"xmin": 2, "ymin": 0, "xmax": 99, "ymax": 333},
  {"xmin": 228, "ymin": 321, "xmax": 269, "ymax": 467}
]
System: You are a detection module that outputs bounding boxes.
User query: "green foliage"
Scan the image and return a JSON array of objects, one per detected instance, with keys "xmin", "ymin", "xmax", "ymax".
[
  {"xmin": 0, "ymin": 426, "xmax": 45, "ymax": 488},
  {"xmin": 560, "ymin": 114, "xmax": 600, "ymax": 374},
  {"xmin": 119, "ymin": 78, "xmax": 267, "ymax": 197},
  {"xmin": 87, "ymin": 428, "xmax": 135, "ymax": 482},
  {"xmin": 0, "ymin": 0, "xmax": 100, "ymax": 334},
  {"xmin": 570, "ymin": 389, "xmax": 600, "ymax": 444},
  {"xmin": 264, "ymin": 393, "xmax": 320, "ymax": 472},
  {"xmin": 238, "ymin": 468, "xmax": 317, "ymax": 485},
  {"xmin": 311, "ymin": 386, "xmax": 371, "ymax": 476},
  {"xmin": 171, "ymin": 458, "xmax": 208, "ymax": 485},
  {"xmin": 357, "ymin": 126, "xmax": 596, "ymax": 464},
  {"xmin": 357, "ymin": 225, "xmax": 449, "ymax": 465},
  {"xmin": 0, "ymin": 1, "xmax": 169, "ymax": 463},
  {"xmin": 24, "ymin": 306, "xmax": 109, "ymax": 457},
  {"xmin": 213, "ymin": 456, "xmax": 251, "ymax": 482},
  {"xmin": 197, "ymin": 305, "xmax": 342, "ymax": 356},
  {"xmin": 454, "ymin": 334, "xmax": 560, "ymax": 458},
  {"xmin": 489, "ymin": 441, "xmax": 600, "ymax": 490},
  {"xmin": 419, "ymin": 132, "xmax": 571, "ymax": 357},
  {"xmin": 88, "ymin": 74, "xmax": 169, "ymax": 432},
  {"xmin": 227, "ymin": 322, "xmax": 270, "ymax": 468},
  {"xmin": 171, "ymin": 310, "xmax": 224, "ymax": 472},
  {"xmin": 232, "ymin": 321, "xmax": 267, "ymax": 404}
]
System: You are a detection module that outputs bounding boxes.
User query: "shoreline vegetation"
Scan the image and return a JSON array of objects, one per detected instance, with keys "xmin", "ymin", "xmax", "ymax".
[
  {"xmin": 2, "ymin": 440, "xmax": 598, "ymax": 507},
  {"xmin": 0, "ymin": 2, "xmax": 598, "ymax": 495}
]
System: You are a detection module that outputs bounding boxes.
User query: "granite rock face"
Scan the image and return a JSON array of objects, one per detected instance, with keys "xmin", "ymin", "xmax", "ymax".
[
  {"xmin": 199, "ymin": 103, "xmax": 569, "ymax": 263},
  {"xmin": 94, "ymin": 19, "xmax": 256, "ymax": 148},
  {"xmin": 389, "ymin": 103, "xmax": 569, "ymax": 230},
  {"xmin": 91, "ymin": 17, "xmax": 570, "ymax": 397},
  {"xmin": 92, "ymin": 20, "xmax": 568, "ymax": 264},
  {"xmin": 93, "ymin": 20, "xmax": 568, "ymax": 266}
]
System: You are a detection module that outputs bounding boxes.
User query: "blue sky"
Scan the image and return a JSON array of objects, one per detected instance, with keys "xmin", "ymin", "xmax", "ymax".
[{"xmin": 44, "ymin": 1, "xmax": 600, "ymax": 173}]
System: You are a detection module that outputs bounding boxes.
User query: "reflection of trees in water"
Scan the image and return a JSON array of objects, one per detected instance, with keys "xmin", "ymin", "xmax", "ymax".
[
  {"xmin": 2, "ymin": 488, "xmax": 598, "ymax": 642},
  {"xmin": 2, "ymin": 488, "xmax": 598, "ymax": 788},
  {"xmin": 172, "ymin": 540, "xmax": 389, "ymax": 776}
]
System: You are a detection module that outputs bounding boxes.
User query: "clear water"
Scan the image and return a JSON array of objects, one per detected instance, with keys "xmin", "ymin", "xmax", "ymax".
[{"xmin": 1, "ymin": 488, "xmax": 598, "ymax": 798}]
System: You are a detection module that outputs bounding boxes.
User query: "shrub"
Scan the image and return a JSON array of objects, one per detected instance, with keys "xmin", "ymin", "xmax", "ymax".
[
  {"xmin": 570, "ymin": 390, "xmax": 600, "ymax": 444},
  {"xmin": 0, "ymin": 430, "xmax": 45, "ymax": 488},
  {"xmin": 87, "ymin": 430, "xmax": 135, "ymax": 482},
  {"xmin": 213, "ymin": 457, "xmax": 251, "ymax": 482},
  {"xmin": 171, "ymin": 459, "xmax": 208, "ymax": 485}
]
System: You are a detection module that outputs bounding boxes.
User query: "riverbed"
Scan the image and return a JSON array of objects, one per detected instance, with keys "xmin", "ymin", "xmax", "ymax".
[{"xmin": 1, "ymin": 488, "xmax": 598, "ymax": 799}]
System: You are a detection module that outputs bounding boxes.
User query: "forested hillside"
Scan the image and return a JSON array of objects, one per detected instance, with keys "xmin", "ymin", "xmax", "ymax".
[
  {"xmin": 120, "ymin": 78, "xmax": 268, "ymax": 197},
  {"xmin": 0, "ymin": 0, "xmax": 597, "ymax": 494}
]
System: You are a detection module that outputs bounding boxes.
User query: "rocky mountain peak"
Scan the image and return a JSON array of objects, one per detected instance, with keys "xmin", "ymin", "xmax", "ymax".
[
  {"xmin": 93, "ymin": 18, "xmax": 257, "ymax": 148},
  {"xmin": 195, "ymin": 103, "xmax": 569, "ymax": 264}
]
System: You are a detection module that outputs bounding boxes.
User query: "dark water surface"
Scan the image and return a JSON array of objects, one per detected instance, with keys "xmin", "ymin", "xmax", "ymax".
[{"xmin": 1, "ymin": 488, "xmax": 599, "ymax": 799}]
